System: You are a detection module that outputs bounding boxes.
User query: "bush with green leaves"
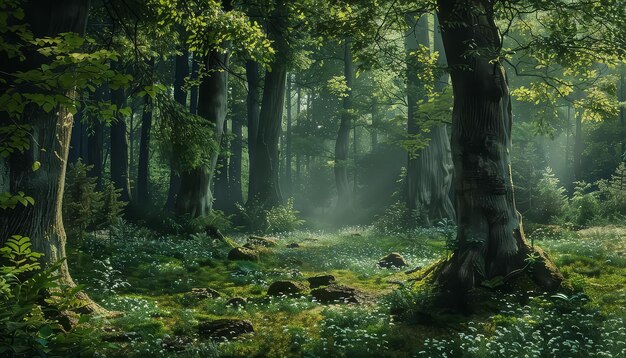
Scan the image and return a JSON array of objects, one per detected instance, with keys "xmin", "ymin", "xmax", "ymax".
[
  {"xmin": 526, "ymin": 167, "xmax": 567, "ymax": 224},
  {"xmin": 237, "ymin": 198, "xmax": 304, "ymax": 234},
  {"xmin": 99, "ymin": 179, "xmax": 128, "ymax": 231},
  {"xmin": 372, "ymin": 201, "xmax": 427, "ymax": 234},
  {"xmin": 0, "ymin": 236, "xmax": 104, "ymax": 356},
  {"xmin": 63, "ymin": 159, "xmax": 103, "ymax": 238},
  {"xmin": 597, "ymin": 162, "xmax": 626, "ymax": 222},
  {"xmin": 563, "ymin": 181, "xmax": 600, "ymax": 227}
]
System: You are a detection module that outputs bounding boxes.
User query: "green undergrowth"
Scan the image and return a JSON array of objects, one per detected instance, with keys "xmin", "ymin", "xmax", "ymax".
[{"xmin": 65, "ymin": 224, "xmax": 626, "ymax": 357}]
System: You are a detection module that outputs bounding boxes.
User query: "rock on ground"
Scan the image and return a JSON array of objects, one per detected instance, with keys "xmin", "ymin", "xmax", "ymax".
[
  {"xmin": 247, "ymin": 235, "xmax": 278, "ymax": 247},
  {"xmin": 378, "ymin": 252, "xmax": 408, "ymax": 268},
  {"xmin": 311, "ymin": 284, "xmax": 365, "ymax": 304},
  {"xmin": 198, "ymin": 319, "xmax": 254, "ymax": 341},
  {"xmin": 228, "ymin": 247, "xmax": 259, "ymax": 261},
  {"xmin": 267, "ymin": 280, "xmax": 307, "ymax": 296},
  {"xmin": 307, "ymin": 275, "xmax": 336, "ymax": 288}
]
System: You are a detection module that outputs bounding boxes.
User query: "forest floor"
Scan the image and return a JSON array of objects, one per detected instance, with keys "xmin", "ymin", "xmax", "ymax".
[{"xmin": 68, "ymin": 224, "xmax": 626, "ymax": 357}]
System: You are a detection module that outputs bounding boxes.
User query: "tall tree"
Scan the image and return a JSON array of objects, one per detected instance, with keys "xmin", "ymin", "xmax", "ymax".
[
  {"xmin": 110, "ymin": 79, "xmax": 132, "ymax": 202},
  {"xmin": 334, "ymin": 38, "xmax": 354, "ymax": 212},
  {"xmin": 284, "ymin": 74, "xmax": 293, "ymax": 196},
  {"xmin": 436, "ymin": 0, "xmax": 563, "ymax": 295},
  {"xmin": 250, "ymin": 0, "xmax": 289, "ymax": 208},
  {"xmin": 137, "ymin": 58, "xmax": 155, "ymax": 206},
  {"xmin": 0, "ymin": 0, "xmax": 103, "ymax": 312},
  {"xmin": 246, "ymin": 60, "xmax": 261, "ymax": 200}
]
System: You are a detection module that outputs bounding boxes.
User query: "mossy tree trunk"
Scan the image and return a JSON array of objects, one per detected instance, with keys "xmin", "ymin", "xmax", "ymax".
[
  {"xmin": 436, "ymin": 0, "xmax": 562, "ymax": 294},
  {"xmin": 0, "ymin": 0, "xmax": 104, "ymax": 313}
]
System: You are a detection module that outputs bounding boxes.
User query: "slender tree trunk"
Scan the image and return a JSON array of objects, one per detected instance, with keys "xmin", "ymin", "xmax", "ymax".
[
  {"xmin": 285, "ymin": 74, "xmax": 293, "ymax": 196},
  {"xmin": 214, "ymin": 120, "xmax": 230, "ymax": 211},
  {"xmin": 176, "ymin": 51, "xmax": 229, "ymax": 216},
  {"xmin": 68, "ymin": 110, "xmax": 87, "ymax": 164},
  {"xmin": 246, "ymin": 60, "xmax": 261, "ymax": 201},
  {"xmin": 165, "ymin": 46, "xmax": 188, "ymax": 211},
  {"xmin": 229, "ymin": 114, "xmax": 244, "ymax": 205},
  {"xmin": 574, "ymin": 111, "xmax": 583, "ymax": 181},
  {"xmin": 619, "ymin": 66, "xmax": 625, "ymax": 161},
  {"xmin": 137, "ymin": 58, "xmax": 154, "ymax": 206},
  {"xmin": 110, "ymin": 85, "xmax": 131, "ymax": 203},
  {"xmin": 190, "ymin": 52, "xmax": 199, "ymax": 115},
  {"xmin": 370, "ymin": 102, "xmax": 378, "ymax": 150},
  {"xmin": 87, "ymin": 85, "xmax": 107, "ymax": 190},
  {"xmin": 295, "ymin": 85, "xmax": 302, "ymax": 187},
  {"xmin": 436, "ymin": 0, "xmax": 562, "ymax": 295},
  {"xmin": 0, "ymin": 0, "xmax": 104, "ymax": 313},
  {"xmin": 334, "ymin": 38, "xmax": 354, "ymax": 212}
]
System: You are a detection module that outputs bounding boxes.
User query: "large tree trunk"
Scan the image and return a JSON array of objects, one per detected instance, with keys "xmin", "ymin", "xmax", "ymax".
[
  {"xmin": 176, "ymin": 51, "xmax": 229, "ymax": 216},
  {"xmin": 436, "ymin": 0, "xmax": 562, "ymax": 294},
  {"xmin": 250, "ymin": 0, "xmax": 288, "ymax": 208},
  {"xmin": 165, "ymin": 47, "xmax": 189, "ymax": 211},
  {"xmin": 334, "ymin": 38, "xmax": 354, "ymax": 212},
  {"xmin": 137, "ymin": 58, "xmax": 154, "ymax": 206},
  {"xmin": 110, "ymin": 85, "xmax": 132, "ymax": 203},
  {"xmin": 406, "ymin": 14, "xmax": 455, "ymax": 225},
  {"xmin": 246, "ymin": 60, "xmax": 261, "ymax": 202},
  {"xmin": 0, "ymin": 0, "xmax": 104, "ymax": 313}
]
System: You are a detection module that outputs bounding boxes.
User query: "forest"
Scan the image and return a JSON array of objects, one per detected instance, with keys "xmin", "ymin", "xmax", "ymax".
[{"xmin": 1, "ymin": 0, "xmax": 625, "ymax": 356}]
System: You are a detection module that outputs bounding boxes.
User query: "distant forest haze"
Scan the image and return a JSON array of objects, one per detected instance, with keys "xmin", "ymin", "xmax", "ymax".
[{"xmin": 1, "ymin": 0, "xmax": 626, "ymax": 356}]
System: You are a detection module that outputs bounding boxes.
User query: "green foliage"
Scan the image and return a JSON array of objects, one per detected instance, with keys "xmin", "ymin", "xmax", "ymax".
[
  {"xmin": 563, "ymin": 181, "xmax": 601, "ymax": 227},
  {"xmin": 100, "ymin": 180, "xmax": 128, "ymax": 231},
  {"xmin": 236, "ymin": 198, "xmax": 304, "ymax": 234},
  {"xmin": 373, "ymin": 201, "xmax": 427, "ymax": 234},
  {"xmin": 597, "ymin": 162, "xmax": 626, "ymax": 221},
  {"xmin": 527, "ymin": 167, "xmax": 567, "ymax": 224},
  {"xmin": 63, "ymin": 160, "xmax": 102, "ymax": 238},
  {"xmin": 0, "ymin": 237, "xmax": 103, "ymax": 356}
]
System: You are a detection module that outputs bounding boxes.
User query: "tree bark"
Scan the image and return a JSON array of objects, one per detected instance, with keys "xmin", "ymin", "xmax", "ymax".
[
  {"xmin": 176, "ymin": 51, "xmax": 229, "ymax": 216},
  {"xmin": 165, "ymin": 46, "xmax": 189, "ymax": 211},
  {"xmin": 436, "ymin": 0, "xmax": 562, "ymax": 294},
  {"xmin": 87, "ymin": 85, "xmax": 107, "ymax": 190},
  {"xmin": 406, "ymin": 14, "xmax": 455, "ymax": 225},
  {"xmin": 137, "ymin": 58, "xmax": 154, "ymax": 206},
  {"xmin": 229, "ymin": 114, "xmax": 244, "ymax": 206},
  {"xmin": 110, "ymin": 82, "xmax": 131, "ymax": 203},
  {"xmin": 246, "ymin": 60, "xmax": 261, "ymax": 201},
  {"xmin": 574, "ymin": 111, "xmax": 583, "ymax": 181},
  {"xmin": 0, "ymin": 0, "xmax": 105, "ymax": 313},
  {"xmin": 250, "ymin": 0, "xmax": 288, "ymax": 208},
  {"xmin": 285, "ymin": 74, "xmax": 293, "ymax": 196},
  {"xmin": 334, "ymin": 38, "xmax": 354, "ymax": 212},
  {"xmin": 190, "ymin": 52, "xmax": 199, "ymax": 115},
  {"xmin": 214, "ymin": 120, "xmax": 230, "ymax": 211}
]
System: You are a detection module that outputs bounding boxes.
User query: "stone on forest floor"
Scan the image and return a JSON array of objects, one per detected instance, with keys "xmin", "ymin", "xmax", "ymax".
[
  {"xmin": 197, "ymin": 319, "xmax": 254, "ymax": 340},
  {"xmin": 307, "ymin": 275, "xmax": 336, "ymax": 288},
  {"xmin": 286, "ymin": 243, "xmax": 300, "ymax": 248},
  {"xmin": 267, "ymin": 280, "xmax": 307, "ymax": 296},
  {"xmin": 226, "ymin": 297, "xmax": 247, "ymax": 308},
  {"xmin": 247, "ymin": 235, "xmax": 278, "ymax": 247},
  {"xmin": 311, "ymin": 284, "xmax": 365, "ymax": 304},
  {"xmin": 184, "ymin": 287, "xmax": 221, "ymax": 301},
  {"xmin": 228, "ymin": 247, "xmax": 259, "ymax": 261},
  {"xmin": 378, "ymin": 252, "xmax": 408, "ymax": 268}
]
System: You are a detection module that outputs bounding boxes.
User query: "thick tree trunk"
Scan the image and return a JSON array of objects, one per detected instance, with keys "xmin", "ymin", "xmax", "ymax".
[
  {"xmin": 165, "ymin": 47, "xmax": 189, "ymax": 211},
  {"xmin": 176, "ymin": 51, "xmax": 229, "ymax": 216},
  {"xmin": 110, "ymin": 85, "xmax": 132, "ymax": 202},
  {"xmin": 334, "ymin": 38, "xmax": 354, "ymax": 212},
  {"xmin": 406, "ymin": 14, "xmax": 455, "ymax": 225},
  {"xmin": 246, "ymin": 60, "xmax": 261, "ymax": 201},
  {"xmin": 250, "ymin": 0, "xmax": 288, "ymax": 208},
  {"xmin": 137, "ymin": 59, "xmax": 154, "ymax": 206},
  {"xmin": 436, "ymin": 0, "xmax": 562, "ymax": 294},
  {"xmin": 0, "ymin": 0, "xmax": 104, "ymax": 313}
]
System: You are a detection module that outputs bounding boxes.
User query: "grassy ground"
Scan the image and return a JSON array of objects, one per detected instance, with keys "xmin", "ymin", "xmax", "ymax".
[{"xmin": 67, "ymin": 224, "xmax": 626, "ymax": 357}]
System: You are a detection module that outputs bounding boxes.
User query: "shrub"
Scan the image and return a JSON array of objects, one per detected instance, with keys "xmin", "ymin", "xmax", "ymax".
[
  {"xmin": 563, "ymin": 181, "xmax": 600, "ymax": 227},
  {"xmin": 373, "ymin": 201, "xmax": 427, "ymax": 234},
  {"xmin": 236, "ymin": 198, "xmax": 304, "ymax": 234},
  {"xmin": 63, "ymin": 159, "xmax": 102, "ymax": 239},
  {"xmin": 99, "ymin": 179, "xmax": 127, "ymax": 231},
  {"xmin": 527, "ymin": 167, "xmax": 567, "ymax": 224},
  {"xmin": 597, "ymin": 162, "xmax": 626, "ymax": 221},
  {"xmin": 0, "ymin": 236, "xmax": 102, "ymax": 356}
]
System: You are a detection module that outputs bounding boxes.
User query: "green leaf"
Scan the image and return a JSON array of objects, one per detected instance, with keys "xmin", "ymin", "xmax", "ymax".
[{"xmin": 31, "ymin": 161, "xmax": 40, "ymax": 172}]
